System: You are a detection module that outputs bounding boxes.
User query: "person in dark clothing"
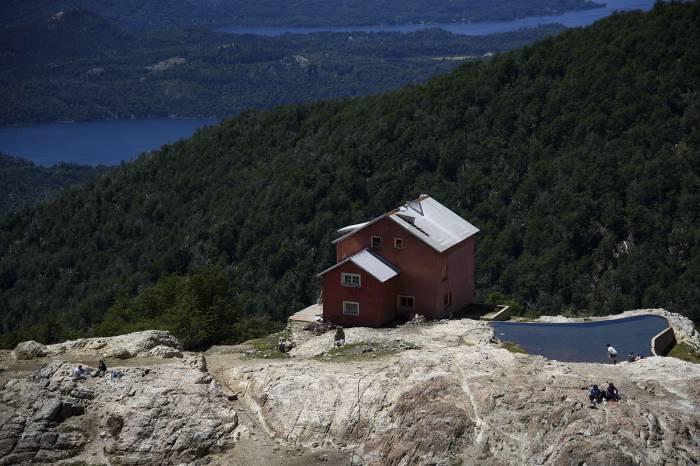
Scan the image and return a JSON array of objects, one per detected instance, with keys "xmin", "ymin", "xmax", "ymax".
[
  {"xmin": 606, "ymin": 382, "xmax": 620, "ymax": 401},
  {"xmin": 589, "ymin": 384, "xmax": 603, "ymax": 405},
  {"xmin": 94, "ymin": 360, "xmax": 107, "ymax": 377},
  {"xmin": 334, "ymin": 326, "xmax": 346, "ymax": 347}
]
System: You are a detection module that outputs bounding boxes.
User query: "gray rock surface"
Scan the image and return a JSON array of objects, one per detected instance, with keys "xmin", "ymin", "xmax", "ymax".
[
  {"xmin": 218, "ymin": 315, "xmax": 700, "ymax": 466},
  {"xmin": 45, "ymin": 330, "xmax": 183, "ymax": 359},
  {"xmin": 0, "ymin": 356, "xmax": 237, "ymax": 465},
  {"xmin": 12, "ymin": 341, "xmax": 48, "ymax": 360}
]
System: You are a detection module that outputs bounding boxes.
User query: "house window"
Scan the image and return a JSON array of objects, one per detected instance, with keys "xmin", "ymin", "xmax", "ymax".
[
  {"xmin": 341, "ymin": 273, "xmax": 361, "ymax": 288},
  {"xmin": 371, "ymin": 236, "xmax": 381, "ymax": 249},
  {"xmin": 394, "ymin": 238, "xmax": 403, "ymax": 250},
  {"xmin": 343, "ymin": 301, "xmax": 360, "ymax": 316},
  {"xmin": 443, "ymin": 291, "xmax": 452, "ymax": 308},
  {"xmin": 441, "ymin": 264, "xmax": 448, "ymax": 281},
  {"xmin": 397, "ymin": 295, "xmax": 415, "ymax": 310}
]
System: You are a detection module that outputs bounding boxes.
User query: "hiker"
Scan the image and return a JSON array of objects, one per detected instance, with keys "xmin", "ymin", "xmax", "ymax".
[
  {"xmin": 605, "ymin": 382, "xmax": 620, "ymax": 401},
  {"xmin": 607, "ymin": 344, "xmax": 618, "ymax": 364},
  {"xmin": 589, "ymin": 384, "xmax": 603, "ymax": 405},
  {"xmin": 334, "ymin": 326, "xmax": 346, "ymax": 347},
  {"xmin": 94, "ymin": 360, "xmax": 107, "ymax": 377},
  {"xmin": 278, "ymin": 338, "xmax": 294, "ymax": 353},
  {"xmin": 72, "ymin": 365, "xmax": 87, "ymax": 380},
  {"xmin": 627, "ymin": 352, "xmax": 637, "ymax": 363}
]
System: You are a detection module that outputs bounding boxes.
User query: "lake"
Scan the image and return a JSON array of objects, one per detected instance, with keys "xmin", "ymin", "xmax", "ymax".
[
  {"xmin": 490, "ymin": 315, "xmax": 669, "ymax": 363},
  {"xmin": 215, "ymin": 0, "xmax": 656, "ymax": 36},
  {"xmin": 0, "ymin": 118, "xmax": 217, "ymax": 167}
]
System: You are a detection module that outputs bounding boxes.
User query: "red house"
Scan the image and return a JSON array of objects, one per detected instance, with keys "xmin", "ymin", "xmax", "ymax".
[{"xmin": 319, "ymin": 195, "xmax": 479, "ymax": 327}]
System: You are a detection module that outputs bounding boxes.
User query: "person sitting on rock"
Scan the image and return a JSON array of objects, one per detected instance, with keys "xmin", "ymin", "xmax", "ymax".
[
  {"xmin": 589, "ymin": 384, "xmax": 603, "ymax": 405},
  {"xmin": 94, "ymin": 360, "xmax": 107, "ymax": 377},
  {"xmin": 278, "ymin": 338, "xmax": 294, "ymax": 353},
  {"xmin": 627, "ymin": 352, "xmax": 637, "ymax": 362},
  {"xmin": 605, "ymin": 382, "xmax": 620, "ymax": 401},
  {"xmin": 72, "ymin": 365, "xmax": 87, "ymax": 380},
  {"xmin": 334, "ymin": 326, "xmax": 346, "ymax": 347}
]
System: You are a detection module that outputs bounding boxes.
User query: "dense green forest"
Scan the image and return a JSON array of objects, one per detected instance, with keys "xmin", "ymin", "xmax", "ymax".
[
  {"xmin": 1, "ymin": 3, "xmax": 698, "ymax": 349},
  {"xmin": 0, "ymin": 154, "xmax": 108, "ymax": 215},
  {"xmin": 1, "ymin": 0, "xmax": 598, "ymax": 29},
  {"xmin": 0, "ymin": 10, "xmax": 563, "ymax": 125}
]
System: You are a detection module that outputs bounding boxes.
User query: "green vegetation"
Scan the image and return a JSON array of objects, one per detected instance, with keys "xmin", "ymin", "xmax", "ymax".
[
  {"xmin": 500, "ymin": 341, "xmax": 527, "ymax": 354},
  {"xmin": 0, "ymin": 154, "xmax": 108, "ymax": 216},
  {"xmin": 0, "ymin": 10, "xmax": 563, "ymax": 125},
  {"xmin": 96, "ymin": 267, "xmax": 281, "ymax": 350},
  {"xmin": 667, "ymin": 342, "xmax": 700, "ymax": 364},
  {"xmin": 244, "ymin": 334, "xmax": 290, "ymax": 359},
  {"xmin": 315, "ymin": 341, "xmax": 413, "ymax": 362},
  {"xmin": 1, "ymin": 0, "xmax": 598, "ymax": 29},
  {"xmin": 0, "ymin": 3, "xmax": 699, "ymax": 348}
]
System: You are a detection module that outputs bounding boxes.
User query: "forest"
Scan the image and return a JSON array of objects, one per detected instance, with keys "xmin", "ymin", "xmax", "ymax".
[
  {"xmin": 0, "ymin": 10, "xmax": 562, "ymax": 125},
  {"xmin": 0, "ymin": 154, "xmax": 108, "ymax": 215},
  {"xmin": 0, "ymin": 2, "xmax": 698, "ymax": 349},
  {"xmin": 1, "ymin": 0, "xmax": 598, "ymax": 29}
]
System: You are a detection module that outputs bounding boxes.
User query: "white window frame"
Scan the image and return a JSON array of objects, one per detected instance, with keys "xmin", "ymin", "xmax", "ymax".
[
  {"xmin": 341, "ymin": 272, "xmax": 361, "ymax": 288},
  {"xmin": 342, "ymin": 301, "xmax": 360, "ymax": 316},
  {"xmin": 397, "ymin": 295, "xmax": 415, "ymax": 311},
  {"xmin": 371, "ymin": 236, "xmax": 381, "ymax": 249},
  {"xmin": 394, "ymin": 238, "xmax": 403, "ymax": 250}
]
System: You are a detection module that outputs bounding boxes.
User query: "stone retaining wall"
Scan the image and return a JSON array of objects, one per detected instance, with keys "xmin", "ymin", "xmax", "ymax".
[{"xmin": 651, "ymin": 326, "xmax": 676, "ymax": 356}]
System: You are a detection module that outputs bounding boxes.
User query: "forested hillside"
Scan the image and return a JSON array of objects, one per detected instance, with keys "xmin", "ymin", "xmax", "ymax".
[
  {"xmin": 1, "ymin": 3, "xmax": 698, "ymax": 348},
  {"xmin": 0, "ymin": 10, "xmax": 563, "ymax": 125},
  {"xmin": 1, "ymin": 0, "xmax": 598, "ymax": 29},
  {"xmin": 0, "ymin": 154, "xmax": 108, "ymax": 215}
]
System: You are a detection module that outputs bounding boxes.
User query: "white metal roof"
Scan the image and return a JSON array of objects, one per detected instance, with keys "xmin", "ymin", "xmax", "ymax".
[
  {"xmin": 318, "ymin": 249, "xmax": 399, "ymax": 282},
  {"xmin": 333, "ymin": 195, "xmax": 479, "ymax": 253}
]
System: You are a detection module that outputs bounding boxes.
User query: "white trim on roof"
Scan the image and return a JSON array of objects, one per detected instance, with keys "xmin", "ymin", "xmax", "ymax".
[{"xmin": 318, "ymin": 249, "xmax": 399, "ymax": 283}]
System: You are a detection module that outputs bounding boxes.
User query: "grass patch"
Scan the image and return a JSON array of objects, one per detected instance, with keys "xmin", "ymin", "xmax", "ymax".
[
  {"xmin": 501, "ymin": 341, "xmax": 527, "ymax": 354},
  {"xmin": 315, "ymin": 341, "xmax": 418, "ymax": 362},
  {"xmin": 244, "ymin": 334, "xmax": 289, "ymax": 359},
  {"xmin": 667, "ymin": 342, "xmax": 700, "ymax": 364}
]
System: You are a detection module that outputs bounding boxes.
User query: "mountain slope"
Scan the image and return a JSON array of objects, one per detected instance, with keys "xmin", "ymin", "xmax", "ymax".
[
  {"xmin": 0, "ymin": 154, "xmax": 108, "ymax": 216},
  {"xmin": 1, "ymin": 0, "xmax": 599, "ymax": 29},
  {"xmin": 0, "ymin": 2, "xmax": 698, "ymax": 347},
  {"xmin": 0, "ymin": 15, "xmax": 564, "ymax": 125}
]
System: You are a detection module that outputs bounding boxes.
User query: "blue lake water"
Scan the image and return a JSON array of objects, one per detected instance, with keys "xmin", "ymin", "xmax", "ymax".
[
  {"xmin": 490, "ymin": 315, "xmax": 669, "ymax": 363},
  {"xmin": 215, "ymin": 0, "xmax": 656, "ymax": 36},
  {"xmin": 0, "ymin": 118, "xmax": 217, "ymax": 166}
]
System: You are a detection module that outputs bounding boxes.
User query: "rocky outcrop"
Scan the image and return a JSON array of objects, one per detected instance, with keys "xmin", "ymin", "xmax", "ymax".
[
  {"xmin": 12, "ymin": 341, "xmax": 48, "ymax": 360},
  {"xmin": 45, "ymin": 330, "xmax": 183, "ymax": 360},
  {"xmin": 219, "ymin": 316, "xmax": 700, "ymax": 466},
  {"xmin": 0, "ymin": 356, "xmax": 237, "ymax": 465},
  {"xmin": 3, "ymin": 311, "xmax": 698, "ymax": 465}
]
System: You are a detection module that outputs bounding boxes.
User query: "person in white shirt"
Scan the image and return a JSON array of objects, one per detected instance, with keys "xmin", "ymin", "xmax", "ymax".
[
  {"xmin": 606, "ymin": 344, "xmax": 618, "ymax": 364},
  {"xmin": 72, "ymin": 365, "xmax": 86, "ymax": 380}
]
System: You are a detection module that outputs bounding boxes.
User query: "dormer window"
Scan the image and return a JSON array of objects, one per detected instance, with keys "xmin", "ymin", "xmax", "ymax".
[
  {"xmin": 394, "ymin": 238, "xmax": 403, "ymax": 250},
  {"xmin": 341, "ymin": 272, "xmax": 361, "ymax": 288},
  {"xmin": 371, "ymin": 236, "xmax": 381, "ymax": 249}
]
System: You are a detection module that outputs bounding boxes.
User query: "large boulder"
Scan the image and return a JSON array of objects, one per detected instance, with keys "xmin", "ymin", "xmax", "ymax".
[
  {"xmin": 0, "ymin": 358, "xmax": 237, "ymax": 465},
  {"xmin": 12, "ymin": 341, "xmax": 48, "ymax": 360},
  {"xmin": 46, "ymin": 330, "xmax": 184, "ymax": 359},
  {"xmin": 147, "ymin": 345, "xmax": 183, "ymax": 358}
]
